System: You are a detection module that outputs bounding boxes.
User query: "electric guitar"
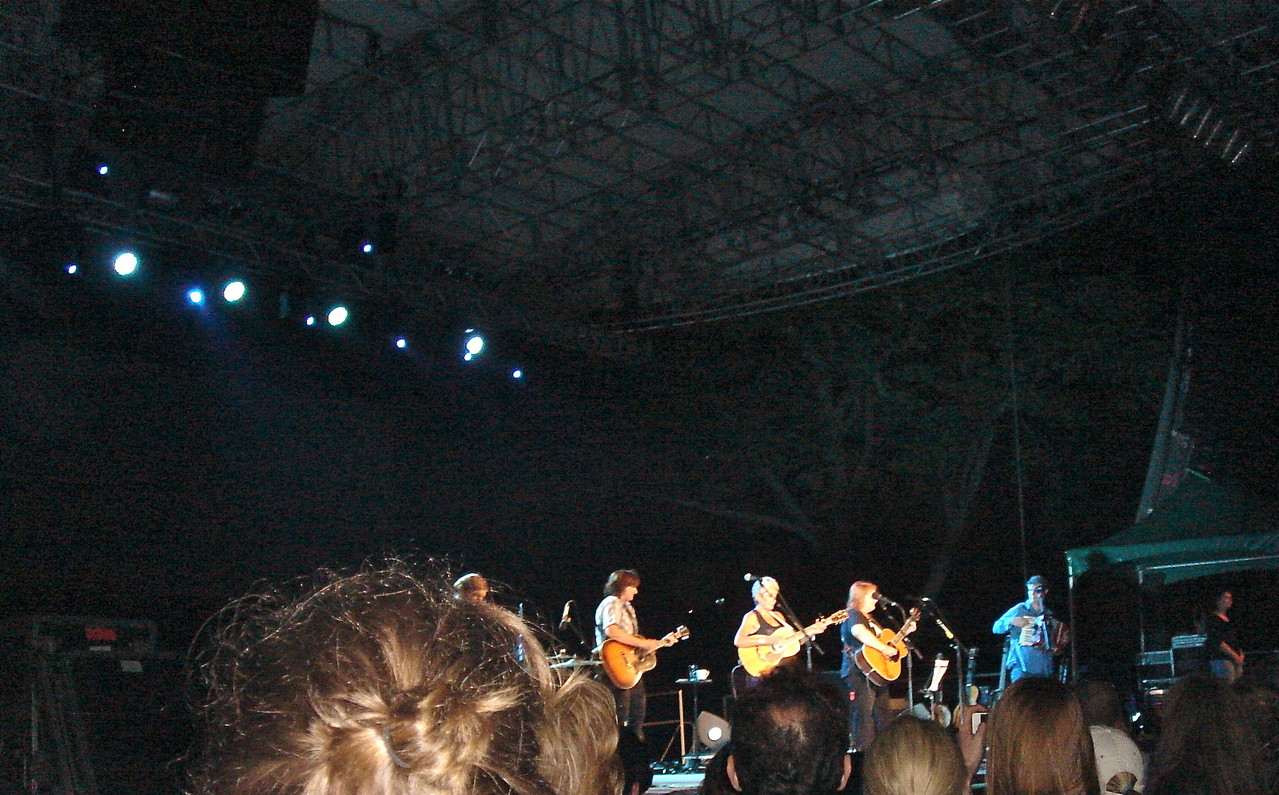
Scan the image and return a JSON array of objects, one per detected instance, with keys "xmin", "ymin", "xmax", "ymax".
[
  {"xmin": 854, "ymin": 607, "xmax": 921, "ymax": 686},
  {"xmin": 600, "ymin": 626, "xmax": 689, "ymax": 690},
  {"xmin": 737, "ymin": 610, "xmax": 849, "ymax": 677}
]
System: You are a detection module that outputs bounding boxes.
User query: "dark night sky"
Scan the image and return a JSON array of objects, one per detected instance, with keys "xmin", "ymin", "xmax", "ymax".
[{"xmin": 3, "ymin": 167, "xmax": 1278, "ymax": 697}]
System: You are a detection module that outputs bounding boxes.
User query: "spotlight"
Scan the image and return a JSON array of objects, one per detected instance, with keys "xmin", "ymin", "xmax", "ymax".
[
  {"xmin": 511, "ymin": 369, "xmax": 523, "ymax": 379},
  {"xmin": 222, "ymin": 280, "xmax": 246, "ymax": 302},
  {"xmin": 462, "ymin": 329, "xmax": 485, "ymax": 361},
  {"xmin": 395, "ymin": 337, "xmax": 408, "ymax": 349},
  {"xmin": 113, "ymin": 252, "xmax": 138, "ymax": 276},
  {"xmin": 97, "ymin": 163, "xmax": 109, "ymax": 176},
  {"xmin": 305, "ymin": 315, "xmax": 316, "ymax": 326},
  {"xmin": 361, "ymin": 242, "xmax": 374, "ymax": 254},
  {"xmin": 187, "ymin": 288, "xmax": 205, "ymax": 305},
  {"xmin": 65, "ymin": 263, "xmax": 77, "ymax": 275},
  {"xmin": 695, "ymin": 712, "xmax": 731, "ymax": 752},
  {"xmin": 327, "ymin": 306, "xmax": 348, "ymax": 326}
]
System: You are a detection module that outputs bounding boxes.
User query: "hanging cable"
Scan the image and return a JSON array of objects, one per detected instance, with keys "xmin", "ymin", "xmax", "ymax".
[{"xmin": 1003, "ymin": 266, "xmax": 1030, "ymax": 583}]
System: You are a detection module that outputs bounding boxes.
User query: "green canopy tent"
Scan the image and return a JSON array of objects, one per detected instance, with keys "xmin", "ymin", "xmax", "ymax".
[{"xmin": 1065, "ymin": 470, "xmax": 1279, "ymax": 669}]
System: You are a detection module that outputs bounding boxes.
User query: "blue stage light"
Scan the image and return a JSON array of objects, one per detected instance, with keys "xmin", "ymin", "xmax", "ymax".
[
  {"xmin": 328, "ymin": 306, "xmax": 348, "ymax": 326},
  {"xmin": 305, "ymin": 315, "xmax": 316, "ymax": 326},
  {"xmin": 512, "ymin": 369, "xmax": 523, "ymax": 379},
  {"xmin": 223, "ymin": 281, "xmax": 246, "ymax": 302},
  {"xmin": 97, "ymin": 164, "xmax": 109, "ymax": 176},
  {"xmin": 395, "ymin": 337, "xmax": 407, "ymax": 349},
  {"xmin": 362, "ymin": 242, "xmax": 374, "ymax": 254},
  {"xmin": 188, "ymin": 289, "xmax": 205, "ymax": 305},
  {"xmin": 65, "ymin": 263, "xmax": 77, "ymax": 275}
]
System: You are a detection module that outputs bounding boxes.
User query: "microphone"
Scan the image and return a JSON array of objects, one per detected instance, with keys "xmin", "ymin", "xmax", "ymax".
[
  {"xmin": 559, "ymin": 600, "xmax": 573, "ymax": 629},
  {"xmin": 744, "ymin": 573, "xmax": 766, "ymax": 582},
  {"xmin": 874, "ymin": 591, "xmax": 903, "ymax": 609}
]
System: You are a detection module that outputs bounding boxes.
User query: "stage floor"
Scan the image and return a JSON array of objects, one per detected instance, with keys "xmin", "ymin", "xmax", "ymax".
[{"xmin": 647, "ymin": 772, "xmax": 704, "ymax": 793}]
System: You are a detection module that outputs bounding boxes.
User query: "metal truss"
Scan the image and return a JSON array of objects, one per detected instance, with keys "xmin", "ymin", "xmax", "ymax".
[
  {"xmin": 253, "ymin": 0, "xmax": 1278, "ymax": 332},
  {"xmin": 3, "ymin": 0, "xmax": 1277, "ymax": 344}
]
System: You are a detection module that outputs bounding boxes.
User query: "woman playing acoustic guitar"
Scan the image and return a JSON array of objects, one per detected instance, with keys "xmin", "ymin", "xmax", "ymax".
[
  {"xmin": 732, "ymin": 577, "xmax": 799, "ymax": 692},
  {"xmin": 841, "ymin": 581, "xmax": 900, "ymax": 752}
]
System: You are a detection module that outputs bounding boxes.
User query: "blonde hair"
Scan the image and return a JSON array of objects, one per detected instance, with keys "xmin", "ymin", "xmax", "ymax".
[
  {"xmin": 986, "ymin": 677, "xmax": 1100, "ymax": 795},
  {"xmin": 191, "ymin": 562, "xmax": 619, "ymax": 795},
  {"xmin": 864, "ymin": 715, "xmax": 967, "ymax": 795}
]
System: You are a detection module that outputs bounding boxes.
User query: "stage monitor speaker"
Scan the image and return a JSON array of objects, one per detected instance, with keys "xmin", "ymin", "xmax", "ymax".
[{"xmin": 1171, "ymin": 634, "xmax": 1208, "ymax": 676}]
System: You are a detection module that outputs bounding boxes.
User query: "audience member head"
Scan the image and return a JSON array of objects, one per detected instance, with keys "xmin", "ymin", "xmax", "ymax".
[
  {"xmin": 726, "ymin": 668, "xmax": 851, "ymax": 795},
  {"xmin": 1089, "ymin": 726, "xmax": 1144, "ymax": 795},
  {"xmin": 1147, "ymin": 672, "xmax": 1264, "ymax": 795},
  {"xmin": 453, "ymin": 572, "xmax": 490, "ymax": 602},
  {"xmin": 985, "ymin": 676, "xmax": 1099, "ymax": 795},
  {"xmin": 191, "ymin": 562, "xmax": 620, "ymax": 795},
  {"xmin": 864, "ymin": 715, "xmax": 967, "ymax": 795},
  {"xmin": 1074, "ymin": 679, "xmax": 1129, "ymax": 733},
  {"xmin": 604, "ymin": 569, "xmax": 641, "ymax": 596}
]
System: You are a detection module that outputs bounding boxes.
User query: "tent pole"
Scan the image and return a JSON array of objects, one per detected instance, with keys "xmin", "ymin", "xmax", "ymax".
[
  {"xmin": 1068, "ymin": 570, "xmax": 1078, "ymax": 683},
  {"xmin": 1138, "ymin": 570, "xmax": 1147, "ymax": 655}
]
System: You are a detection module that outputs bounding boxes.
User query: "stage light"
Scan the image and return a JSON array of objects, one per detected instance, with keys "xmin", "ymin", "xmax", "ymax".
[
  {"xmin": 222, "ymin": 281, "xmax": 246, "ymax": 302},
  {"xmin": 362, "ymin": 242, "xmax": 374, "ymax": 254},
  {"xmin": 462, "ymin": 330, "xmax": 485, "ymax": 361},
  {"xmin": 511, "ymin": 369, "xmax": 523, "ymax": 379},
  {"xmin": 327, "ymin": 306, "xmax": 348, "ymax": 326},
  {"xmin": 97, "ymin": 164, "xmax": 109, "ymax": 176},
  {"xmin": 113, "ymin": 252, "xmax": 138, "ymax": 276},
  {"xmin": 305, "ymin": 315, "xmax": 316, "ymax": 326},
  {"xmin": 395, "ymin": 337, "xmax": 407, "ymax": 349},
  {"xmin": 695, "ymin": 712, "xmax": 731, "ymax": 751},
  {"xmin": 188, "ymin": 288, "xmax": 205, "ymax": 305},
  {"xmin": 65, "ymin": 263, "xmax": 77, "ymax": 275}
]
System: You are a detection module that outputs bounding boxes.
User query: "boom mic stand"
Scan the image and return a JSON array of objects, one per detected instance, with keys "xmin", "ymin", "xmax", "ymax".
[
  {"xmin": 918, "ymin": 597, "xmax": 971, "ymax": 708},
  {"xmin": 773, "ymin": 586, "xmax": 825, "ymax": 670}
]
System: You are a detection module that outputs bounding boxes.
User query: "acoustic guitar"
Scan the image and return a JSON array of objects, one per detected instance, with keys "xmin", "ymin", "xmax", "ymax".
[
  {"xmin": 854, "ymin": 607, "xmax": 921, "ymax": 686},
  {"xmin": 737, "ymin": 610, "xmax": 848, "ymax": 677},
  {"xmin": 600, "ymin": 626, "xmax": 689, "ymax": 690}
]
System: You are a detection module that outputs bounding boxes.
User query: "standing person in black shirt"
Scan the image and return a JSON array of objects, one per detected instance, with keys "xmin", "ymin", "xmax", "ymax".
[{"xmin": 1205, "ymin": 589, "xmax": 1244, "ymax": 683}]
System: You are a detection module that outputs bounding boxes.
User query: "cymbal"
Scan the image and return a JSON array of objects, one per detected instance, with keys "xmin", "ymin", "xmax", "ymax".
[{"xmin": 550, "ymin": 658, "xmax": 601, "ymax": 669}]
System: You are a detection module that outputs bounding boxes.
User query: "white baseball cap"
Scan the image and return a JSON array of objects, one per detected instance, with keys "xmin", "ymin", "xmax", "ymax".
[{"xmin": 1090, "ymin": 725, "xmax": 1145, "ymax": 794}]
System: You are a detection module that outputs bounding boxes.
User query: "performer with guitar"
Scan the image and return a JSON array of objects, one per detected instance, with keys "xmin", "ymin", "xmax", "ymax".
[
  {"xmin": 733, "ymin": 577, "xmax": 846, "ymax": 693},
  {"xmin": 595, "ymin": 569, "xmax": 663, "ymax": 739},
  {"xmin": 841, "ymin": 581, "xmax": 903, "ymax": 752},
  {"xmin": 992, "ymin": 574, "xmax": 1065, "ymax": 682}
]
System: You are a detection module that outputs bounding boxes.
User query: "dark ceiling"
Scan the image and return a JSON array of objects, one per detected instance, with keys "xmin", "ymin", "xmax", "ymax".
[{"xmin": 2, "ymin": 0, "xmax": 1277, "ymax": 348}]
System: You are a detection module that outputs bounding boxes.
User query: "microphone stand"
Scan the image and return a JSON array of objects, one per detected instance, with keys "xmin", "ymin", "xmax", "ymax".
[
  {"xmin": 920, "ymin": 598, "xmax": 970, "ymax": 708},
  {"xmin": 774, "ymin": 587, "xmax": 824, "ymax": 671}
]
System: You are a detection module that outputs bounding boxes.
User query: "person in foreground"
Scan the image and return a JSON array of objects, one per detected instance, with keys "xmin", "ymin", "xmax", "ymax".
[
  {"xmin": 724, "ymin": 667, "xmax": 852, "ymax": 795},
  {"xmin": 1145, "ymin": 672, "xmax": 1266, "ymax": 795},
  {"xmin": 190, "ymin": 561, "xmax": 621, "ymax": 795},
  {"xmin": 984, "ymin": 676, "xmax": 1100, "ymax": 795},
  {"xmin": 863, "ymin": 715, "xmax": 968, "ymax": 795}
]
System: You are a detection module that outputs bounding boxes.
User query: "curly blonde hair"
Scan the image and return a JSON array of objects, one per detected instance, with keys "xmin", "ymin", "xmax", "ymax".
[{"xmin": 190, "ymin": 562, "xmax": 620, "ymax": 795}]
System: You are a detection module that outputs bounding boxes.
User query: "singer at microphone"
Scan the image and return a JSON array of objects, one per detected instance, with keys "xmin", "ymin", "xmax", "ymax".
[{"xmin": 842, "ymin": 580, "xmax": 902, "ymax": 752}]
